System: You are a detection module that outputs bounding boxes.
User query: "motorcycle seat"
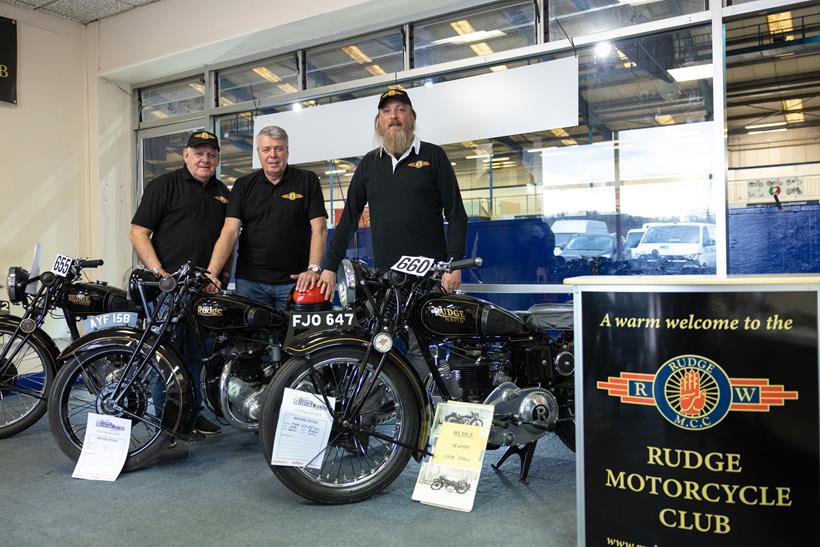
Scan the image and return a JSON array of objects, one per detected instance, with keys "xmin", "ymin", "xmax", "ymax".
[{"xmin": 517, "ymin": 302, "xmax": 574, "ymax": 331}]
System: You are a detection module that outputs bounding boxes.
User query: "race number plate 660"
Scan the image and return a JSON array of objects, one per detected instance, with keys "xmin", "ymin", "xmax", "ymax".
[
  {"xmin": 51, "ymin": 254, "xmax": 72, "ymax": 277},
  {"xmin": 291, "ymin": 311, "xmax": 355, "ymax": 329},
  {"xmin": 391, "ymin": 255, "xmax": 435, "ymax": 276}
]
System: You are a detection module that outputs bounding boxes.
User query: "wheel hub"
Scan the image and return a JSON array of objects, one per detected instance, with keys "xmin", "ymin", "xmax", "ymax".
[{"xmin": 96, "ymin": 382, "xmax": 147, "ymax": 422}]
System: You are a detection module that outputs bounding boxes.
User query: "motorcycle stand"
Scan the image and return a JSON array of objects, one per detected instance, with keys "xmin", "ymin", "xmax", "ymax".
[{"xmin": 491, "ymin": 442, "xmax": 537, "ymax": 484}]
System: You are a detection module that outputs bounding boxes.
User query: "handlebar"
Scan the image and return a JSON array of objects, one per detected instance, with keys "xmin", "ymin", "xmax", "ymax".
[
  {"xmin": 446, "ymin": 257, "xmax": 482, "ymax": 271},
  {"xmin": 78, "ymin": 259, "xmax": 104, "ymax": 268}
]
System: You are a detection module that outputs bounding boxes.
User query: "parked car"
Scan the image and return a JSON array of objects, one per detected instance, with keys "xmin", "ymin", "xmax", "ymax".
[
  {"xmin": 560, "ymin": 233, "xmax": 617, "ymax": 260},
  {"xmin": 632, "ymin": 222, "xmax": 717, "ymax": 273},
  {"xmin": 622, "ymin": 228, "xmax": 646, "ymax": 260},
  {"xmin": 551, "ymin": 219, "xmax": 609, "ymax": 255}
]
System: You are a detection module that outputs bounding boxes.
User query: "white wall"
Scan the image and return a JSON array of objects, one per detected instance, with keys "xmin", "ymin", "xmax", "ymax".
[{"xmin": 0, "ymin": 5, "xmax": 87, "ymax": 335}]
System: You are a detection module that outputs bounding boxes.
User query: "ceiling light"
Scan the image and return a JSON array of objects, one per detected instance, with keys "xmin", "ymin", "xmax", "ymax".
[
  {"xmin": 219, "ymin": 96, "xmax": 235, "ymax": 106},
  {"xmin": 189, "ymin": 82, "xmax": 205, "ymax": 94},
  {"xmin": 744, "ymin": 121, "xmax": 787, "ymax": 130},
  {"xmin": 465, "ymin": 153, "xmax": 491, "ymax": 159},
  {"xmin": 424, "ymin": 80, "xmax": 434, "ymax": 88},
  {"xmin": 253, "ymin": 67, "xmax": 281, "ymax": 83},
  {"xmin": 277, "ymin": 83, "xmax": 298, "ymax": 93},
  {"xmin": 324, "ymin": 170, "xmax": 347, "ymax": 175},
  {"xmin": 767, "ymin": 12, "xmax": 794, "ymax": 41},
  {"xmin": 747, "ymin": 128, "xmax": 788, "ymax": 135},
  {"xmin": 667, "ymin": 63, "xmax": 713, "ymax": 82},
  {"xmin": 489, "ymin": 65, "xmax": 508, "ymax": 72},
  {"xmin": 432, "ymin": 29, "xmax": 506, "ymax": 46},
  {"xmin": 292, "ymin": 103, "xmax": 303, "ymax": 112},
  {"xmin": 783, "ymin": 98, "xmax": 804, "ymax": 123},
  {"xmin": 450, "ymin": 20, "xmax": 476, "ymax": 36},
  {"xmin": 151, "ymin": 110, "xmax": 169, "ymax": 119},
  {"xmin": 655, "ymin": 114, "xmax": 675, "ymax": 125},
  {"xmin": 342, "ymin": 45, "xmax": 373, "ymax": 64},
  {"xmin": 594, "ymin": 42, "xmax": 612, "ymax": 58},
  {"xmin": 470, "ymin": 43, "xmax": 494, "ymax": 56},
  {"xmin": 366, "ymin": 64, "xmax": 386, "ymax": 76}
]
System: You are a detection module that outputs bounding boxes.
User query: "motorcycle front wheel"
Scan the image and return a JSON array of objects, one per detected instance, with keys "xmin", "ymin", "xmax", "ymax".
[
  {"xmin": 260, "ymin": 347, "xmax": 420, "ymax": 504},
  {"xmin": 48, "ymin": 346, "xmax": 174, "ymax": 471},
  {"xmin": 0, "ymin": 325, "xmax": 56, "ymax": 439}
]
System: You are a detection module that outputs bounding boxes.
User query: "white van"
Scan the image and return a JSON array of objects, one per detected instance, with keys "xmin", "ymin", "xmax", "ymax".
[
  {"xmin": 551, "ymin": 219, "xmax": 609, "ymax": 255},
  {"xmin": 633, "ymin": 222, "xmax": 717, "ymax": 269}
]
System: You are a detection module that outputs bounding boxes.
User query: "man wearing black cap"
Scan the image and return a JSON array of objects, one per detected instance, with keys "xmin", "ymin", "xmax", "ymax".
[
  {"xmin": 129, "ymin": 130, "xmax": 229, "ymax": 436},
  {"xmin": 319, "ymin": 88, "xmax": 468, "ymax": 297}
]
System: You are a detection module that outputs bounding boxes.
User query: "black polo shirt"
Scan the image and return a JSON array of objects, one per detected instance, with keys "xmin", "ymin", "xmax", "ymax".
[
  {"xmin": 131, "ymin": 166, "xmax": 229, "ymax": 272},
  {"xmin": 325, "ymin": 141, "xmax": 467, "ymax": 271},
  {"xmin": 227, "ymin": 166, "xmax": 327, "ymax": 284}
]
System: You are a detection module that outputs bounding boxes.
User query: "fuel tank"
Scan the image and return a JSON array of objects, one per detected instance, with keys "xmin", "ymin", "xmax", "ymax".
[
  {"xmin": 412, "ymin": 294, "xmax": 531, "ymax": 338},
  {"xmin": 62, "ymin": 282, "xmax": 135, "ymax": 317},
  {"xmin": 191, "ymin": 293, "xmax": 287, "ymax": 333}
]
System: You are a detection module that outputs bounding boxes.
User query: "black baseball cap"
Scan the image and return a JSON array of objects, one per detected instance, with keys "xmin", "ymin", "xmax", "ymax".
[
  {"xmin": 187, "ymin": 130, "xmax": 220, "ymax": 150},
  {"xmin": 377, "ymin": 88, "xmax": 412, "ymax": 109}
]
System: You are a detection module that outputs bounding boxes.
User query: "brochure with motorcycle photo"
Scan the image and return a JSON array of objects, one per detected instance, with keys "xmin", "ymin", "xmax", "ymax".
[{"xmin": 412, "ymin": 401, "xmax": 493, "ymax": 512}]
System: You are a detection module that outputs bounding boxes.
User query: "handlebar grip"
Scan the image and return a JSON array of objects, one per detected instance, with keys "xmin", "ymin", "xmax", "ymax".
[
  {"xmin": 78, "ymin": 259, "xmax": 104, "ymax": 268},
  {"xmin": 449, "ymin": 257, "xmax": 483, "ymax": 271}
]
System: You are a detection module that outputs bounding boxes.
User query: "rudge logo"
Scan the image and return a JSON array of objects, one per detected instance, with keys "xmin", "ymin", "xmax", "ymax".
[
  {"xmin": 281, "ymin": 192, "xmax": 304, "ymax": 200},
  {"xmin": 597, "ymin": 354, "xmax": 798, "ymax": 431}
]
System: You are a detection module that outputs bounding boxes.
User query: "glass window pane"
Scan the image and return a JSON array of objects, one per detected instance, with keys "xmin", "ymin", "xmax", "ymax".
[
  {"xmin": 306, "ymin": 30, "xmax": 404, "ymax": 89},
  {"xmin": 139, "ymin": 77, "xmax": 205, "ymax": 121},
  {"xmin": 217, "ymin": 55, "xmax": 299, "ymax": 107},
  {"xmin": 725, "ymin": 7, "xmax": 820, "ymax": 274},
  {"xmin": 216, "ymin": 106, "xmax": 292, "ymax": 187},
  {"xmin": 414, "ymin": 1, "xmax": 536, "ymax": 68},
  {"xmin": 548, "ymin": 0, "xmax": 705, "ymax": 40},
  {"xmin": 141, "ymin": 130, "xmax": 201, "ymax": 186}
]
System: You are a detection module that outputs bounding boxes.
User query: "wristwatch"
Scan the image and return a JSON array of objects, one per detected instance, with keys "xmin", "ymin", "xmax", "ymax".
[
  {"xmin": 307, "ymin": 264, "xmax": 321, "ymax": 274},
  {"xmin": 150, "ymin": 266, "xmax": 162, "ymax": 275}
]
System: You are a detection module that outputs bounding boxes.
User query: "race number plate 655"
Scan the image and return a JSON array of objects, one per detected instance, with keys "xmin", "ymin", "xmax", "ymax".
[
  {"xmin": 291, "ymin": 310, "xmax": 355, "ymax": 330},
  {"xmin": 51, "ymin": 254, "xmax": 72, "ymax": 277}
]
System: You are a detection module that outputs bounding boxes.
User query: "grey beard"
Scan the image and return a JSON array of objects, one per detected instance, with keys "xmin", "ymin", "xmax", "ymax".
[{"xmin": 379, "ymin": 126, "xmax": 415, "ymax": 157}]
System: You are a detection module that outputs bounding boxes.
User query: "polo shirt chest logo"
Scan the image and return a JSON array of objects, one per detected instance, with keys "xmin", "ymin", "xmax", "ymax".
[
  {"xmin": 281, "ymin": 192, "xmax": 304, "ymax": 200},
  {"xmin": 407, "ymin": 160, "xmax": 431, "ymax": 168},
  {"xmin": 213, "ymin": 196, "xmax": 228, "ymax": 204}
]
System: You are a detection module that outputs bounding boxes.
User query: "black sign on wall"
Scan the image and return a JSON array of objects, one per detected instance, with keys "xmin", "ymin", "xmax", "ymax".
[
  {"xmin": 581, "ymin": 290, "xmax": 819, "ymax": 546},
  {"xmin": 0, "ymin": 16, "xmax": 17, "ymax": 105}
]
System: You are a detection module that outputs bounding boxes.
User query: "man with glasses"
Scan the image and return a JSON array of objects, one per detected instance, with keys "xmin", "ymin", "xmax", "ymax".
[
  {"xmin": 129, "ymin": 130, "xmax": 229, "ymax": 437},
  {"xmin": 206, "ymin": 125, "xmax": 328, "ymax": 309}
]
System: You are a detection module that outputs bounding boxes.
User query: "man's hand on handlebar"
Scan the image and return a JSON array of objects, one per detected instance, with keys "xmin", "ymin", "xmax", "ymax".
[{"xmin": 441, "ymin": 270, "xmax": 461, "ymax": 292}]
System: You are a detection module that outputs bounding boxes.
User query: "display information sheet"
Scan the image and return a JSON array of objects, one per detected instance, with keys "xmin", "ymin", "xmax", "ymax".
[
  {"xmin": 72, "ymin": 413, "xmax": 131, "ymax": 481},
  {"xmin": 412, "ymin": 401, "xmax": 493, "ymax": 512},
  {"xmin": 580, "ymin": 290, "xmax": 819, "ymax": 546},
  {"xmin": 271, "ymin": 388, "xmax": 335, "ymax": 470}
]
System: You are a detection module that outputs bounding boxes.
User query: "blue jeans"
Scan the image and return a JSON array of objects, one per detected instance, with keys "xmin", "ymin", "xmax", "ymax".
[{"xmin": 235, "ymin": 278, "xmax": 294, "ymax": 310}]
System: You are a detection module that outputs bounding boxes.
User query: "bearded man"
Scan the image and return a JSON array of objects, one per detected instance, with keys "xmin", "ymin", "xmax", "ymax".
[{"xmin": 319, "ymin": 88, "xmax": 468, "ymax": 298}]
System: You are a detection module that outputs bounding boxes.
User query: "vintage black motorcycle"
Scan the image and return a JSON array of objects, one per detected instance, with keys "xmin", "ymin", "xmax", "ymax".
[
  {"xmin": 430, "ymin": 475, "xmax": 470, "ymax": 494},
  {"xmin": 259, "ymin": 257, "xmax": 575, "ymax": 504},
  {"xmin": 47, "ymin": 263, "xmax": 328, "ymax": 471},
  {"xmin": 0, "ymin": 257, "xmax": 136, "ymax": 438}
]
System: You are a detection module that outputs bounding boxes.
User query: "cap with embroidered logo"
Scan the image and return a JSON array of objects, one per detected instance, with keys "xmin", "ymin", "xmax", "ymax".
[
  {"xmin": 187, "ymin": 131, "xmax": 220, "ymax": 150},
  {"xmin": 377, "ymin": 88, "xmax": 412, "ymax": 109}
]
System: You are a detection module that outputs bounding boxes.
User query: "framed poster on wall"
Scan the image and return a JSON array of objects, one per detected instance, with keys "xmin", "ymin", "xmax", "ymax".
[{"xmin": 0, "ymin": 16, "xmax": 17, "ymax": 105}]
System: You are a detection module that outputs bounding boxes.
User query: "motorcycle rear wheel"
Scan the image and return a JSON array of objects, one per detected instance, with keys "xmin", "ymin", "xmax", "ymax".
[
  {"xmin": 48, "ymin": 346, "xmax": 174, "ymax": 471},
  {"xmin": 0, "ymin": 325, "xmax": 56, "ymax": 439},
  {"xmin": 260, "ymin": 347, "xmax": 420, "ymax": 504}
]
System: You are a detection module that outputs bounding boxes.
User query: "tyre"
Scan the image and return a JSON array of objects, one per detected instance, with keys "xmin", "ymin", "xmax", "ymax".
[
  {"xmin": 430, "ymin": 478, "xmax": 443, "ymax": 490},
  {"xmin": 48, "ymin": 346, "xmax": 175, "ymax": 471},
  {"xmin": 260, "ymin": 347, "xmax": 420, "ymax": 504},
  {"xmin": 0, "ymin": 326, "xmax": 57, "ymax": 439},
  {"xmin": 455, "ymin": 481, "xmax": 469, "ymax": 494}
]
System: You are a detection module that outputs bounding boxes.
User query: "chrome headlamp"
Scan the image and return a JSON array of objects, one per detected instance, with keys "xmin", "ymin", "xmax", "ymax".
[
  {"xmin": 337, "ymin": 259, "xmax": 359, "ymax": 308},
  {"xmin": 6, "ymin": 267, "xmax": 29, "ymax": 304}
]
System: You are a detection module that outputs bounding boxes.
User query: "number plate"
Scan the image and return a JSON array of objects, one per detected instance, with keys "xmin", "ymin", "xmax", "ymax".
[
  {"xmin": 51, "ymin": 254, "xmax": 72, "ymax": 277},
  {"xmin": 82, "ymin": 312, "xmax": 138, "ymax": 333},
  {"xmin": 290, "ymin": 310, "xmax": 355, "ymax": 331},
  {"xmin": 391, "ymin": 255, "xmax": 435, "ymax": 276},
  {"xmin": 0, "ymin": 300, "xmax": 9, "ymax": 315}
]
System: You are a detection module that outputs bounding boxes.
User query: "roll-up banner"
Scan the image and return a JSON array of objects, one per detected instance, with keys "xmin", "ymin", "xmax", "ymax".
[
  {"xmin": 581, "ymin": 289, "xmax": 818, "ymax": 545},
  {"xmin": 0, "ymin": 16, "xmax": 17, "ymax": 105}
]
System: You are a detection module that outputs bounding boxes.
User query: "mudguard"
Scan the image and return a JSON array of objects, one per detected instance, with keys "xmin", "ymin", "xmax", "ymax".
[
  {"xmin": 285, "ymin": 327, "xmax": 431, "ymax": 461},
  {"xmin": 0, "ymin": 315, "xmax": 60, "ymax": 369},
  {"xmin": 58, "ymin": 327, "xmax": 195, "ymax": 434}
]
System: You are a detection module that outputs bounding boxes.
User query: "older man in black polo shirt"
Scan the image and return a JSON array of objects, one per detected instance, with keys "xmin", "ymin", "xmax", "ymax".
[
  {"xmin": 129, "ymin": 130, "xmax": 229, "ymax": 436},
  {"xmin": 206, "ymin": 125, "xmax": 328, "ymax": 309},
  {"xmin": 320, "ymin": 88, "xmax": 467, "ymax": 293}
]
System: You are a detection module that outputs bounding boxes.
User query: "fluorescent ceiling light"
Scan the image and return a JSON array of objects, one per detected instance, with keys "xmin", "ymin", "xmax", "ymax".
[
  {"xmin": 277, "ymin": 83, "xmax": 298, "ymax": 93},
  {"xmin": 189, "ymin": 82, "xmax": 205, "ymax": 94},
  {"xmin": 489, "ymin": 65, "xmax": 508, "ymax": 72},
  {"xmin": 292, "ymin": 103, "xmax": 303, "ymax": 112},
  {"xmin": 594, "ymin": 42, "xmax": 612, "ymax": 58},
  {"xmin": 366, "ymin": 65, "xmax": 386, "ymax": 76},
  {"xmin": 324, "ymin": 170, "xmax": 347, "ymax": 175},
  {"xmin": 745, "ymin": 121, "xmax": 786, "ymax": 130},
  {"xmin": 783, "ymin": 98, "xmax": 805, "ymax": 123},
  {"xmin": 482, "ymin": 157, "xmax": 510, "ymax": 162},
  {"xmin": 747, "ymin": 128, "xmax": 788, "ymax": 135},
  {"xmin": 465, "ymin": 153, "xmax": 491, "ymax": 159},
  {"xmin": 667, "ymin": 63, "xmax": 713, "ymax": 82},
  {"xmin": 341, "ymin": 45, "xmax": 373, "ymax": 64},
  {"xmin": 432, "ymin": 29, "xmax": 506, "ymax": 46},
  {"xmin": 253, "ymin": 67, "xmax": 281, "ymax": 83}
]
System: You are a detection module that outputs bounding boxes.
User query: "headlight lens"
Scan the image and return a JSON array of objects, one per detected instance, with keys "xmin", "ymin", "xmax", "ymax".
[
  {"xmin": 7, "ymin": 267, "xmax": 29, "ymax": 304},
  {"xmin": 337, "ymin": 259, "xmax": 358, "ymax": 308}
]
